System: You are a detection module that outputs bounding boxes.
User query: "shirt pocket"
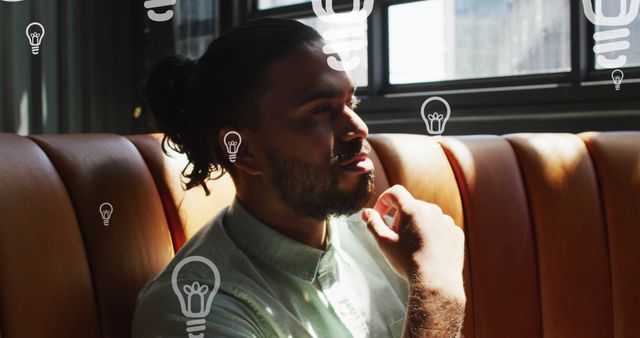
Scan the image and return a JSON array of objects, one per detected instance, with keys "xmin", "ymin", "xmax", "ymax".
[{"xmin": 388, "ymin": 316, "xmax": 405, "ymax": 338}]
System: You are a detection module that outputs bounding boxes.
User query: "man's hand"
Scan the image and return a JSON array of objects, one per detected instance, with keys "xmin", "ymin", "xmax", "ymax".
[{"xmin": 361, "ymin": 185, "xmax": 466, "ymax": 337}]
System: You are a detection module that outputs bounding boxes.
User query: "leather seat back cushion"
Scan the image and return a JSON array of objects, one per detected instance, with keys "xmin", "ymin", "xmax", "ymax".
[
  {"xmin": 1, "ymin": 131, "xmax": 638, "ymax": 338},
  {"xmin": 506, "ymin": 133, "xmax": 613, "ymax": 338},
  {"xmin": 0, "ymin": 134, "xmax": 102, "ymax": 338},
  {"xmin": 441, "ymin": 135, "xmax": 541, "ymax": 338},
  {"xmin": 28, "ymin": 134, "xmax": 175, "ymax": 338},
  {"xmin": 580, "ymin": 131, "xmax": 640, "ymax": 337}
]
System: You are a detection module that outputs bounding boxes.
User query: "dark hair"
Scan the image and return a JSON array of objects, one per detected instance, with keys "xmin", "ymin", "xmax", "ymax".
[{"xmin": 145, "ymin": 18, "xmax": 323, "ymax": 196}]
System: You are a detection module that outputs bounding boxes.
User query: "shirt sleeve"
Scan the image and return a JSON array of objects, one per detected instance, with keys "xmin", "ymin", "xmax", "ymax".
[
  {"xmin": 132, "ymin": 282, "xmax": 265, "ymax": 338},
  {"xmin": 203, "ymin": 291, "xmax": 264, "ymax": 337}
]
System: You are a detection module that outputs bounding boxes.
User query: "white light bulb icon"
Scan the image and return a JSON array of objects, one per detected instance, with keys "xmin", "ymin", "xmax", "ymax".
[
  {"xmin": 223, "ymin": 131, "xmax": 242, "ymax": 163},
  {"xmin": 25, "ymin": 22, "xmax": 45, "ymax": 55},
  {"xmin": 581, "ymin": 0, "xmax": 640, "ymax": 69},
  {"xmin": 99, "ymin": 202, "xmax": 113, "ymax": 226},
  {"xmin": 172, "ymin": 256, "xmax": 220, "ymax": 338},
  {"xmin": 611, "ymin": 69, "xmax": 624, "ymax": 90},
  {"xmin": 312, "ymin": 0, "xmax": 375, "ymax": 72},
  {"xmin": 144, "ymin": 0, "xmax": 176, "ymax": 22},
  {"xmin": 420, "ymin": 97, "xmax": 451, "ymax": 135}
]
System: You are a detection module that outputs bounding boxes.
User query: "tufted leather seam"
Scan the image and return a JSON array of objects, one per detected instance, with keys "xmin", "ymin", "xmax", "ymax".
[
  {"xmin": 440, "ymin": 141, "xmax": 476, "ymax": 338},
  {"xmin": 502, "ymin": 135, "xmax": 544, "ymax": 338},
  {"xmin": 26, "ymin": 134, "xmax": 107, "ymax": 338},
  {"xmin": 579, "ymin": 135, "xmax": 616, "ymax": 338}
]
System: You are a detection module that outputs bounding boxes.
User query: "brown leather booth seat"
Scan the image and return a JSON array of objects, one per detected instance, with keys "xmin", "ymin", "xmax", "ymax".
[{"xmin": 0, "ymin": 131, "xmax": 638, "ymax": 338}]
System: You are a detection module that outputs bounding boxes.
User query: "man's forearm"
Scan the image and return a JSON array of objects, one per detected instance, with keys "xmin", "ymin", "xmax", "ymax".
[{"xmin": 402, "ymin": 271, "xmax": 466, "ymax": 338}]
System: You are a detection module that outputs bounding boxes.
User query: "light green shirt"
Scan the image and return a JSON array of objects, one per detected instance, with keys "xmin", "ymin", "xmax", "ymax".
[{"xmin": 133, "ymin": 198, "xmax": 408, "ymax": 338}]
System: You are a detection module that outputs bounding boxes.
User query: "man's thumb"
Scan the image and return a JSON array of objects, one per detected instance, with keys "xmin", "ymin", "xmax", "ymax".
[{"xmin": 361, "ymin": 208, "xmax": 399, "ymax": 242}]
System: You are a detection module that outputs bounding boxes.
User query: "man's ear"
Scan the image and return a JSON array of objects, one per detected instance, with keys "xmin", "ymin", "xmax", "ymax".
[{"xmin": 218, "ymin": 127, "xmax": 263, "ymax": 175}]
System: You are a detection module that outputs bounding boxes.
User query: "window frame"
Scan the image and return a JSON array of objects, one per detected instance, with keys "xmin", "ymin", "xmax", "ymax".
[{"xmin": 248, "ymin": 0, "xmax": 640, "ymax": 115}]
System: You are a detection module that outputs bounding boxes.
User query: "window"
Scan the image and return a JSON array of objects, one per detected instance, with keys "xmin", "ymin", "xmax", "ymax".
[
  {"xmin": 174, "ymin": 0, "xmax": 219, "ymax": 59},
  {"xmin": 249, "ymin": 0, "xmax": 639, "ymax": 111},
  {"xmin": 388, "ymin": 0, "xmax": 571, "ymax": 84}
]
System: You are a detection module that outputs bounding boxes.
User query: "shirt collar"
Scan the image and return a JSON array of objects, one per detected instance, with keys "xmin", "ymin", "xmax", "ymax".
[{"xmin": 223, "ymin": 197, "xmax": 336, "ymax": 283}]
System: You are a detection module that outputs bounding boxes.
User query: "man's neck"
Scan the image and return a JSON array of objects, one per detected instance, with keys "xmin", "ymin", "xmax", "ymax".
[{"xmin": 235, "ymin": 192, "xmax": 327, "ymax": 250}]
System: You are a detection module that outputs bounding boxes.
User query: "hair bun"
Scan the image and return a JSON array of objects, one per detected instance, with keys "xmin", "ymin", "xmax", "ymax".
[{"xmin": 145, "ymin": 56, "xmax": 197, "ymax": 138}]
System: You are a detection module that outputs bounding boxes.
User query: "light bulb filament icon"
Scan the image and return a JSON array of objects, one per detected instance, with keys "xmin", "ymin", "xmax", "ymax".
[
  {"xmin": 427, "ymin": 113, "xmax": 445, "ymax": 134},
  {"xmin": 183, "ymin": 282, "xmax": 209, "ymax": 316},
  {"xmin": 25, "ymin": 22, "xmax": 45, "ymax": 55},
  {"xmin": 172, "ymin": 256, "xmax": 220, "ymax": 338},
  {"xmin": 612, "ymin": 69, "xmax": 624, "ymax": 90},
  {"xmin": 223, "ymin": 131, "xmax": 242, "ymax": 163},
  {"xmin": 227, "ymin": 141, "xmax": 239, "ymax": 153},
  {"xmin": 420, "ymin": 97, "xmax": 451, "ymax": 135},
  {"xmin": 99, "ymin": 202, "xmax": 113, "ymax": 226}
]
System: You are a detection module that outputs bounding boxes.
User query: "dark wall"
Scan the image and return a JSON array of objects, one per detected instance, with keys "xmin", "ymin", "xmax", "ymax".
[{"xmin": 0, "ymin": 0, "xmax": 176, "ymax": 135}]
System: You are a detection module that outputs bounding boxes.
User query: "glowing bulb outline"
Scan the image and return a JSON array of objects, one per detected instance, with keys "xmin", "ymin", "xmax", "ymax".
[
  {"xmin": 420, "ymin": 97, "xmax": 451, "ymax": 136},
  {"xmin": 99, "ymin": 202, "xmax": 113, "ymax": 226},
  {"xmin": 611, "ymin": 69, "xmax": 624, "ymax": 90},
  {"xmin": 25, "ymin": 22, "xmax": 45, "ymax": 55},
  {"xmin": 171, "ymin": 256, "xmax": 220, "ymax": 337},
  {"xmin": 223, "ymin": 131, "xmax": 242, "ymax": 163}
]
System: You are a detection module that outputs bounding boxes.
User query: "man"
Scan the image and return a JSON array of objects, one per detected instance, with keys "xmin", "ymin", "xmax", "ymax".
[{"xmin": 133, "ymin": 18, "xmax": 465, "ymax": 338}]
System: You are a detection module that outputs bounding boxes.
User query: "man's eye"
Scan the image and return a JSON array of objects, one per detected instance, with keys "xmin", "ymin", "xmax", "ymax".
[{"xmin": 313, "ymin": 104, "xmax": 334, "ymax": 114}]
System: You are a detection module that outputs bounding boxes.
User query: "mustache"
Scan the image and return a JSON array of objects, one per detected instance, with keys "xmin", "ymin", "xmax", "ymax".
[{"xmin": 330, "ymin": 140, "xmax": 372, "ymax": 165}]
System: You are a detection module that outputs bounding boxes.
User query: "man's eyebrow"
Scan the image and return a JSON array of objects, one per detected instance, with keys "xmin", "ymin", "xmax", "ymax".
[{"xmin": 297, "ymin": 85, "xmax": 357, "ymax": 106}]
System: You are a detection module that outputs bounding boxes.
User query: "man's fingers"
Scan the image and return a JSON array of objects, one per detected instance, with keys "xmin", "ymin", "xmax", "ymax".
[
  {"xmin": 373, "ymin": 185, "xmax": 416, "ymax": 216},
  {"xmin": 361, "ymin": 208, "xmax": 399, "ymax": 242}
]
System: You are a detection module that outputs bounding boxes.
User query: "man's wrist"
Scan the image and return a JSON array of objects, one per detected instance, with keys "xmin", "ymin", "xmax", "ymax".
[
  {"xmin": 405, "ymin": 270, "xmax": 466, "ymax": 336},
  {"xmin": 409, "ymin": 266, "xmax": 466, "ymax": 302}
]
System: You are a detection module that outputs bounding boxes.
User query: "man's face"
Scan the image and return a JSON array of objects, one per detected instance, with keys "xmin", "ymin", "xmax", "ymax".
[{"xmin": 251, "ymin": 41, "xmax": 374, "ymax": 220}]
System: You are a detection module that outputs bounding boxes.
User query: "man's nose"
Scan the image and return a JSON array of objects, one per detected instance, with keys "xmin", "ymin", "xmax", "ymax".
[{"xmin": 337, "ymin": 106, "xmax": 369, "ymax": 142}]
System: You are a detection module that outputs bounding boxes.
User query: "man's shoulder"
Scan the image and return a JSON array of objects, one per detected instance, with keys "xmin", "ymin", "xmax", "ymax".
[
  {"xmin": 132, "ymin": 210, "xmax": 269, "ymax": 337},
  {"xmin": 136, "ymin": 207, "xmax": 266, "ymax": 298},
  {"xmin": 132, "ymin": 269, "xmax": 265, "ymax": 338}
]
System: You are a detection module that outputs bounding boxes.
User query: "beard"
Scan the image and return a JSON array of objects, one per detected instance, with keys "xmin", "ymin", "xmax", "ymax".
[{"xmin": 265, "ymin": 140, "xmax": 375, "ymax": 220}]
